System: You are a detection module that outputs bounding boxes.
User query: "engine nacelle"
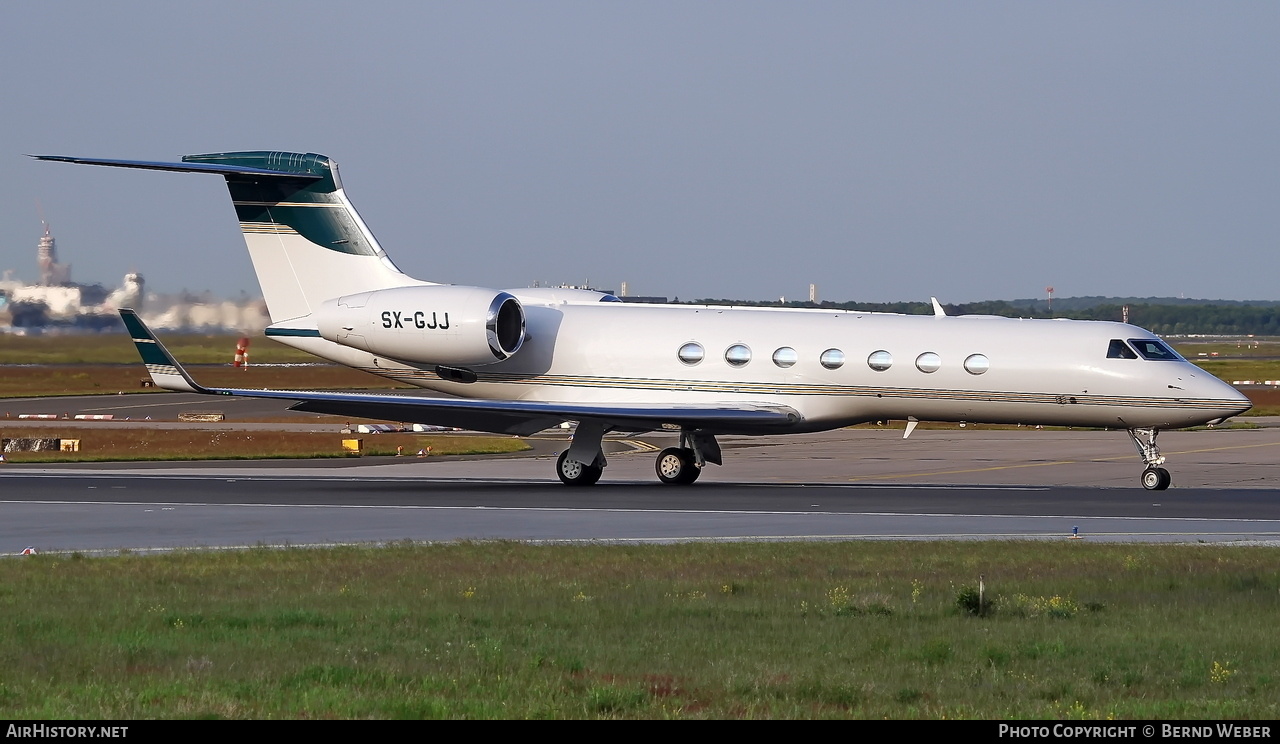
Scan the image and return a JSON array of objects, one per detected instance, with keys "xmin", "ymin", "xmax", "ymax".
[{"xmin": 315, "ymin": 285, "xmax": 525, "ymax": 366}]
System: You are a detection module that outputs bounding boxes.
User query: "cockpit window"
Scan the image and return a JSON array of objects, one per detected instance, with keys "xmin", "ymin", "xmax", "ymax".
[
  {"xmin": 1107, "ymin": 339, "xmax": 1138, "ymax": 359},
  {"xmin": 1128, "ymin": 338, "xmax": 1181, "ymax": 361}
]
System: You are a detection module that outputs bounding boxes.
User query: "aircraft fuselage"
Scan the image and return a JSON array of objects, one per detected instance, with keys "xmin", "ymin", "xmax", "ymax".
[{"xmin": 274, "ymin": 299, "xmax": 1250, "ymax": 434}]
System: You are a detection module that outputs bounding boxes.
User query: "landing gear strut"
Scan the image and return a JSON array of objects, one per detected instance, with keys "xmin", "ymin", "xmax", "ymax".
[{"xmin": 1128, "ymin": 427, "xmax": 1171, "ymax": 491}]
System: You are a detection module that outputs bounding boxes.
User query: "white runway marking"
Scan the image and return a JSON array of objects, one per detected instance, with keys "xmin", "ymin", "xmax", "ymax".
[
  {"xmin": 77, "ymin": 400, "xmax": 209, "ymax": 412},
  {"xmin": 2, "ymin": 498, "xmax": 1279, "ymax": 525}
]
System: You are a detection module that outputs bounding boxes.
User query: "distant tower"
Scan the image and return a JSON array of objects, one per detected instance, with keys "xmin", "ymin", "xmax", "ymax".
[
  {"xmin": 37, "ymin": 222, "xmax": 71, "ymax": 286},
  {"xmin": 809, "ymin": 283, "xmax": 817, "ymax": 303},
  {"xmin": 1045, "ymin": 286, "xmax": 1055, "ymax": 314},
  {"xmin": 620, "ymin": 281, "xmax": 629, "ymax": 298}
]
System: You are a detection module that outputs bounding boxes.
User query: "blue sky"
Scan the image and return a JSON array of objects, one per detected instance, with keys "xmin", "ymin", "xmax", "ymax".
[{"xmin": 3, "ymin": 2, "xmax": 1277, "ymax": 303}]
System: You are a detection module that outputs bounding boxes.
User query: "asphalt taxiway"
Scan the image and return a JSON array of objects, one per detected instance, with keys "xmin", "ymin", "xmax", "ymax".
[{"xmin": 2, "ymin": 426, "xmax": 1278, "ymax": 553}]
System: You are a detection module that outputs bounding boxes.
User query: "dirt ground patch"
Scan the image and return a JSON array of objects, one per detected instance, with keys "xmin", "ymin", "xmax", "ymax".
[
  {"xmin": 1242, "ymin": 387, "xmax": 1280, "ymax": 415},
  {"xmin": 0, "ymin": 427, "xmax": 528, "ymax": 462}
]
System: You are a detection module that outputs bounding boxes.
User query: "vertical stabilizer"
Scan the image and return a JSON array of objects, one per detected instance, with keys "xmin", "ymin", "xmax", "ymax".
[{"xmin": 181, "ymin": 151, "xmax": 427, "ymax": 323}]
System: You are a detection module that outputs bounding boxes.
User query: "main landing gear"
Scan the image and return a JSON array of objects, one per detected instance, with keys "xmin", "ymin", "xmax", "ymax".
[
  {"xmin": 555, "ymin": 424, "xmax": 721, "ymax": 486},
  {"xmin": 556, "ymin": 420, "xmax": 608, "ymax": 486},
  {"xmin": 654, "ymin": 431, "xmax": 721, "ymax": 485},
  {"xmin": 656, "ymin": 447, "xmax": 700, "ymax": 484},
  {"xmin": 557, "ymin": 450, "xmax": 603, "ymax": 486},
  {"xmin": 1128, "ymin": 427, "xmax": 1171, "ymax": 491}
]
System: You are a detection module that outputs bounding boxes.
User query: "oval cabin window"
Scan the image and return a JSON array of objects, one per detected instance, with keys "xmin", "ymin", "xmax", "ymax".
[
  {"xmin": 867, "ymin": 350, "xmax": 893, "ymax": 371},
  {"xmin": 678, "ymin": 342, "xmax": 704, "ymax": 366},
  {"xmin": 915, "ymin": 352, "xmax": 941, "ymax": 373},
  {"xmin": 964, "ymin": 354, "xmax": 990, "ymax": 375},
  {"xmin": 725, "ymin": 344, "xmax": 752, "ymax": 367}
]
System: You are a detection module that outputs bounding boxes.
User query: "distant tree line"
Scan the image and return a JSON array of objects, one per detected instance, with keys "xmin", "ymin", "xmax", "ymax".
[{"xmin": 684, "ymin": 298, "xmax": 1280, "ymax": 336}]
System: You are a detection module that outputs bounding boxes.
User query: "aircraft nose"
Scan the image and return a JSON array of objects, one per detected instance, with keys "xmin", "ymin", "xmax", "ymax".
[{"xmin": 1202, "ymin": 376, "xmax": 1253, "ymax": 422}]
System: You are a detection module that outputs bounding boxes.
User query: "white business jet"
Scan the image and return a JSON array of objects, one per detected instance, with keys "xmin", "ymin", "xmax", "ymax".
[{"xmin": 35, "ymin": 151, "xmax": 1251, "ymax": 490}]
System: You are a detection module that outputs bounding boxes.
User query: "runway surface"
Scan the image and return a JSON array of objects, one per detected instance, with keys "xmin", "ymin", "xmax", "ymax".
[{"xmin": 3, "ymin": 427, "xmax": 1279, "ymax": 553}]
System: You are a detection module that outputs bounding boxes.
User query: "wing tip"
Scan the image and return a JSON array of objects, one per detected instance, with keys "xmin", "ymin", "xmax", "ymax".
[{"xmin": 117, "ymin": 309, "xmax": 208, "ymax": 394}]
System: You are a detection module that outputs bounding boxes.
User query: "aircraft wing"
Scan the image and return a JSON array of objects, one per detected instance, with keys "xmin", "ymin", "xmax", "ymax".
[{"xmin": 119, "ymin": 310, "xmax": 802, "ymax": 436}]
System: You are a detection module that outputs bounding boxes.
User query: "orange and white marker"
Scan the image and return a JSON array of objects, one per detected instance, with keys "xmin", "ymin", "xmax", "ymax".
[{"xmin": 233, "ymin": 337, "xmax": 251, "ymax": 368}]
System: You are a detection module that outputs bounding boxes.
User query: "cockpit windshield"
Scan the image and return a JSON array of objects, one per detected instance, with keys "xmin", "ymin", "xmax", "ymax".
[
  {"xmin": 1106, "ymin": 339, "xmax": 1138, "ymax": 359},
  {"xmin": 1128, "ymin": 338, "xmax": 1181, "ymax": 361}
]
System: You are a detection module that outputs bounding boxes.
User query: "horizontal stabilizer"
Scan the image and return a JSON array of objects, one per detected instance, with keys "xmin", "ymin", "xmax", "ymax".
[
  {"xmin": 45, "ymin": 151, "xmax": 415, "ymax": 323},
  {"xmin": 29, "ymin": 155, "xmax": 322, "ymax": 180}
]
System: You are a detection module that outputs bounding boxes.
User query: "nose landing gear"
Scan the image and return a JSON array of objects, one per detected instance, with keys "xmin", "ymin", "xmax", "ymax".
[
  {"xmin": 1141, "ymin": 465, "xmax": 1171, "ymax": 491},
  {"xmin": 1128, "ymin": 427, "xmax": 1171, "ymax": 491}
]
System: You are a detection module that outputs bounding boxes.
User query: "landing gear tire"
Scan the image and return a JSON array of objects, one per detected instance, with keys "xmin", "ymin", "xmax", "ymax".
[
  {"xmin": 1141, "ymin": 466, "xmax": 1171, "ymax": 491},
  {"xmin": 557, "ymin": 450, "xmax": 602, "ymax": 486},
  {"xmin": 656, "ymin": 447, "xmax": 700, "ymax": 485}
]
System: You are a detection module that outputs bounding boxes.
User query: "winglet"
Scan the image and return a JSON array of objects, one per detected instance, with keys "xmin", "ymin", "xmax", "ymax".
[
  {"xmin": 930, "ymin": 297, "xmax": 947, "ymax": 317},
  {"xmin": 119, "ymin": 309, "xmax": 210, "ymax": 394}
]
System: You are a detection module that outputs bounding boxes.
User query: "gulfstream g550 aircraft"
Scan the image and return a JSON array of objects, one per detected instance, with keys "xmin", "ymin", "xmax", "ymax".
[{"xmin": 36, "ymin": 151, "xmax": 1251, "ymax": 490}]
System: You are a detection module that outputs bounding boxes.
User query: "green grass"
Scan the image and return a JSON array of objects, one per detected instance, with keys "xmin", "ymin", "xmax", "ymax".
[
  {"xmin": 1173, "ymin": 340, "xmax": 1280, "ymax": 359},
  {"xmin": 1175, "ymin": 338, "xmax": 1280, "ymax": 385},
  {"xmin": 2, "ymin": 541, "xmax": 1278, "ymax": 719},
  {"xmin": 0, "ymin": 333, "xmax": 318, "ymax": 365},
  {"xmin": 0, "ymin": 363, "xmax": 407, "ymax": 399},
  {"xmin": 1192, "ymin": 359, "xmax": 1280, "ymax": 383}
]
